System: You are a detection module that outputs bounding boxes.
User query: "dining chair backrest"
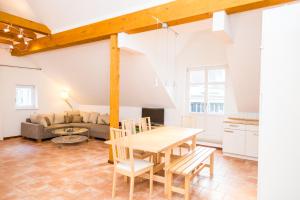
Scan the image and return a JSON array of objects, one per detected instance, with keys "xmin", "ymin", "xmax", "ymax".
[
  {"xmin": 121, "ymin": 119, "xmax": 136, "ymax": 135},
  {"xmin": 139, "ymin": 117, "xmax": 151, "ymax": 132},
  {"xmin": 110, "ymin": 128, "xmax": 134, "ymax": 168}
]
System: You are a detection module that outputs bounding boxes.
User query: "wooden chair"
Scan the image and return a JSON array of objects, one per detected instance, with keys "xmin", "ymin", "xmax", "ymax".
[
  {"xmin": 138, "ymin": 117, "xmax": 152, "ymax": 132},
  {"xmin": 110, "ymin": 128, "xmax": 154, "ymax": 200},
  {"xmin": 122, "ymin": 119, "xmax": 152, "ymax": 160},
  {"xmin": 178, "ymin": 116, "xmax": 197, "ymax": 155},
  {"xmin": 122, "ymin": 119, "xmax": 137, "ymax": 135}
]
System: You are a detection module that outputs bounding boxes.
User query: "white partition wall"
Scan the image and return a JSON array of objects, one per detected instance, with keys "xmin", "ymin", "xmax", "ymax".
[{"xmin": 259, "ymin": 3, "xmax": 300, "ymax": 200}]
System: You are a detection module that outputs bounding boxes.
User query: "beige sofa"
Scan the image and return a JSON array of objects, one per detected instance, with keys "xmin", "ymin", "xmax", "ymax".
[{"xmin": 21, "ymin": 111, "xmax": 110, "ymax": 142}]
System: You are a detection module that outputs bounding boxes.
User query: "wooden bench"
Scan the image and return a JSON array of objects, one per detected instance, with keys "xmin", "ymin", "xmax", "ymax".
[{"xmin": 167, "ymin": 146, "xmax": 216, "ymax": 200}]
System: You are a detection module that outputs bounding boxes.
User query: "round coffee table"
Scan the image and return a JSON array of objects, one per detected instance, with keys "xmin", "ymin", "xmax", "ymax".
[{"xmin": 51, "ymin": 127, "xmax": 89, "ymax": 145}]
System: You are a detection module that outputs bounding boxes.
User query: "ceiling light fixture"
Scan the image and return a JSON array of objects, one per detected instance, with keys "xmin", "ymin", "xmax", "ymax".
[
  {"xmin": 24, "ymin": 41, "xmax": 28, "ymax": 45},
  {"xmin": 3, "ymin": 25, "xmax": 10, "ymax": 33},
  {"xmin": 17, "ymin": 29, "xmax": 23, "ymax": 38}
]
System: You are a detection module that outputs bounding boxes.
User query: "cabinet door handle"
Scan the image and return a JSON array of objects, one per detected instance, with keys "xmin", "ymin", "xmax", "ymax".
[{"xmin": 224, "ymin": 130, "xmax": 234, "ymax": 133}]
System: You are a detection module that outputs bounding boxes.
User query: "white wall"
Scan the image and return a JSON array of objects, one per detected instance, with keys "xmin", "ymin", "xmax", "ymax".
[
  {"xmin": 168, "ymin": 9, "xmax": 262, "ymax": 144},
  {"xmin": 172, "ymin": 31, "xmax": 230, "ymax": 144},
  {"xmin": 258, "ymin": 3, "xmax": 300, "ymax": 200},
  {"xmin": 226, "ymin": 10, "xmax": 262, "ymax": 113},
  {"xmin": 0, "ymin": 48, "xmax": 69, "ymax": 138}
]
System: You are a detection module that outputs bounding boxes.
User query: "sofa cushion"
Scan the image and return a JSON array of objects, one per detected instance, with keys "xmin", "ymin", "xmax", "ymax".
[
  {"xmin": 80, "ymin": 112, "xmax": 90, "ymax": 123},
  {"xmin": 45, "ymin": 124, "xmax": 71, "ymax": 131},
  {"xmin": 88, "ymin": 112, "xmax": 98, "ymax": 124},
  {"xmin": 69, "ymin": 123, "xmax": 92, "ymax": 129},
  {"xmin": 54, "ymin": 113, "xmax": 65, "ymax": 124},
  {"xmin": 30, "ymin": 114, "xmax": 40, "ymax": 124},
  {"xmin": 30, "ymin": 113, "xmax": 54, "ymax": 125},
  {"xmin": 97, "ymin": 114, "xmax": 110, "ymax": 125},
  {"xmin": 64, "ymin": 115, "xmax": 73, "ymax": 123},
  {"xmin": 72, "ymin": 115, "xmax": 82, "ymax": 123},
  {"xmin": 65, "ymin": 110, "xmax": 80, "ymax": 116},
  {"xmin": 40, "ymin": 117, "xmax": 50, "ymax": 127},
  {"xmin": 44, "ymin": 114, "xmax": 54, "ymax": 125}
]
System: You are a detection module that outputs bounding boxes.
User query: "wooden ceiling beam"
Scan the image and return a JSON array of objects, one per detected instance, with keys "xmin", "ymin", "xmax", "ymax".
[
  {"xmin": 0, "ymin": 38, "xmax": 13, "ymax": 45},
  {"xmin": 11, "ymin": 0, "xmax": 294, "ymax": 56},
  {"xmin": 0, "ymin": 11, "xmax": 50, "ymax": 35},
  {"xmin": 0, "ymin": 32, "xmax": 24, "ymax": 43},
  {"xmin": 0, "ymin": 22, "xmax": 37, "ymax": 39}
]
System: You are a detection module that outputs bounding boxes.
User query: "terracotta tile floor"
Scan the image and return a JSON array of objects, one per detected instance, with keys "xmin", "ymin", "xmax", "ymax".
[{"xmin": 0, "ymin": 138, "xmax": 257, "ymax": 200}]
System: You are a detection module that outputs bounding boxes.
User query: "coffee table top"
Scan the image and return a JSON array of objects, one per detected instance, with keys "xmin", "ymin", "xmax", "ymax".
[
  {"xmin": 52, "ymin": 135, "xmax": 88, "ymax": 144},
  {"xmin": 52, "ymin": 127, "xmax": 88, "ymax": 136}
]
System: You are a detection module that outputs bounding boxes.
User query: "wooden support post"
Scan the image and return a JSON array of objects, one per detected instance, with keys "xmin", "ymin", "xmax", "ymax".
[{"xmin": 108, "ymin": 34, "xmax": 120, "ymax": 163}]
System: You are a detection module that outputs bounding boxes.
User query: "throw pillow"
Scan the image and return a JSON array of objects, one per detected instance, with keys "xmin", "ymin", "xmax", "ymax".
[
  {"xmin": 30, "ymin": 114, "xmax": 40, "ymax": 124},
  {"xmin": 80, "ymin": 112, "xmax": 90, "ymax": 123},
  {"xmin": 72, "ymin": 115, "xmax": 82, "ymax": 123},
  {"xmin": 88, "ymin": 112, "xmax": 98, "ymax": 124},
  {"xmin": 53, "ymin": 113, "xmax": 65, "ymax": 124},
  {"xmin": 31, "ymin": 114, "xmax": 53, "ymax": 124},
  {"xmin": 40, "ymin": 117, "xmax": 51, "ymax": 127},
  {"xmin": 97, "ymin": 114, "xmax": 110, "ymax": 125},
  {"xmin": 64, "ymin": 115, "xmax": 73, "ymax": 123},
  {"xmin": 39, "ymin": 113, "xmax": 54, "ymax": 125},
  {"xmin": 65, "ymin": 110, "xmax": 80, "ymax": 116}
]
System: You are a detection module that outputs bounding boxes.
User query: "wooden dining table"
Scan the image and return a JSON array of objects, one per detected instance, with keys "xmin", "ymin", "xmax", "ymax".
[{"xmin": 105, "ymin": 126, "xmax": 204, "ymax": 194}]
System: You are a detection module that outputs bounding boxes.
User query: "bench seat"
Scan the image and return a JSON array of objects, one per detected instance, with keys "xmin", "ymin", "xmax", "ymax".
[{"xmin": 167, "ymin": 146, "xmax": 216, "ymax": 200}]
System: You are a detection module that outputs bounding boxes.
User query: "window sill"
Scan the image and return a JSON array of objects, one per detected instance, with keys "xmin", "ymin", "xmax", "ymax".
[
  {"xmin": 15, "ymin": 107, "xmax": 39, "ymax": 110},
  {"xmin": 187, "ymin": 112, "xmax": 225, "ymax": 117}
]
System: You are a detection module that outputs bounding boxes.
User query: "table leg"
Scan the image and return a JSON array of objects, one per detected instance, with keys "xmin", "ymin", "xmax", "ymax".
[
  {"xmin": 191, "ymin": 135, "xmax": 197, "ymax": 150},
  {"xmin": 164, "ymin": 148, "xmax": 171, "ymax": 195}
]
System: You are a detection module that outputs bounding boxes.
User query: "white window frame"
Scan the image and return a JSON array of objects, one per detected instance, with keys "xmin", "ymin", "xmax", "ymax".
[
  {"xmin": 186, "ymin": 66, "xmax": 226, "ymax": 115},
  {"xmin": 15, "ymin": 85, "xmax": 38, "ymax": 110}
]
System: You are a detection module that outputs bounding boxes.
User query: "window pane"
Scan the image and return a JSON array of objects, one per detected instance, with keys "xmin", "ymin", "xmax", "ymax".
[
  {"xmin": 208, "ymin": 69, "xmax": 225, "ymax": 83},
  {"xmin": 189, "ymin": 85, "xmax": 205, "ymax": 98},
  {"xmin": 16, "ymin": 85, "xmax": 36, "ymax": 109},
  {"xmin": 189, "ymin": 70, "xmax": 205, "ymax": 84},
  {"xmin": 207, "ymin": 84, "xmax": 224, "ymax": 113},
  {"xmin": 190, "ymin": 102, "xmax": 205, "ymax": 113},
  {"xmin": 189, "ymin": 85, "xmax": 205, "ymax": 113}
]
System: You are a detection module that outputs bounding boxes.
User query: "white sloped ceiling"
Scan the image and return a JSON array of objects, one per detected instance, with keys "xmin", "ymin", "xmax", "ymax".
[{"xmin": 27, "ymin": 40, "xmax": 175, "ymax": 107}]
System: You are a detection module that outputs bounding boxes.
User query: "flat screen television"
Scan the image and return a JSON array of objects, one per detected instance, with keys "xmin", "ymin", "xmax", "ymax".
[{"xmin": 142, "ymin": 108, "xmax": 164, "ymax": 125}]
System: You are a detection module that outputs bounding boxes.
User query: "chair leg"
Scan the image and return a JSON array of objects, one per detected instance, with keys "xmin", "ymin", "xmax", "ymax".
[
  {"xmin": 112, "ymin": 169, "xmax": 117, "ymax": 198},
  {"xmin": 184, "ymin": 175, "xmax": 191, "ymax": 200},
  {"xmin": 129, "ymin": 176, "xmax": 135, "ymax": 200},
  {"xmin": 179, "ymin": 147, "xmax": 182, "ymax": 156},
  {"xmin": 167, "ymin": 172, "xmax": 173, "ymax": 200},
  {"xmin": 157, "ymin": 153, "xmax": 161, "ymax": 164},
  {"xmin": 124, "ymin": 176, "xmax": 128, "ymax": 183},
  {"xmin": 153, "ymin": 154, "xmax": 157, "ymax": 165},
  {"xmin": 149, "ymin": 167, "xmax": 153, "ymax": 197}
]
